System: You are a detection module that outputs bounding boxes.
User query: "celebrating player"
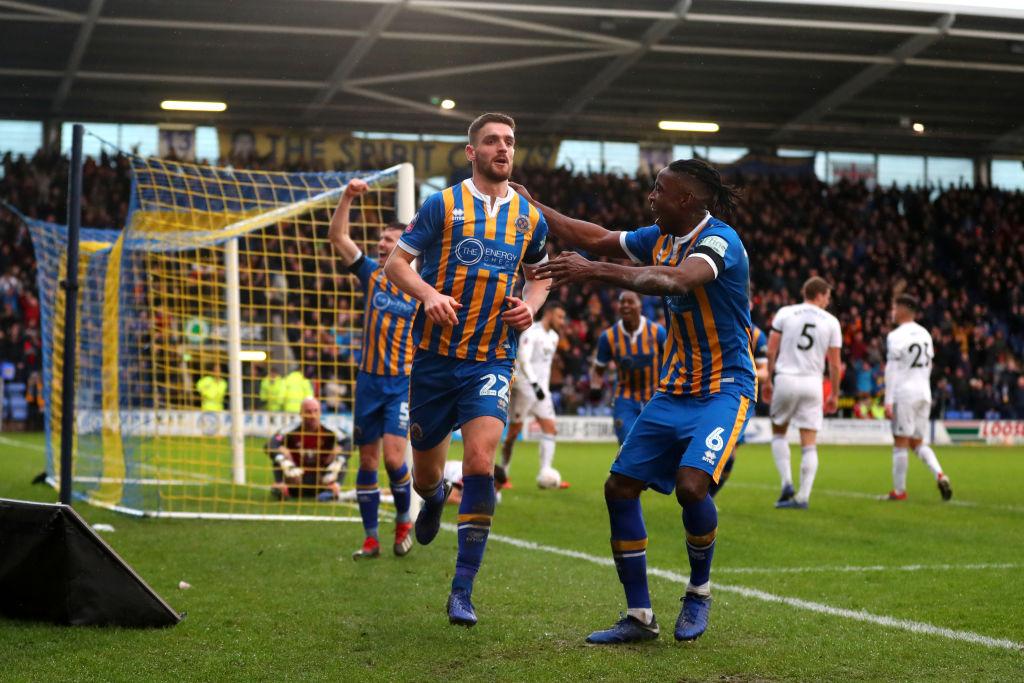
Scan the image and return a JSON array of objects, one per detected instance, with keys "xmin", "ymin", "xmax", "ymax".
[
  {"xmin": 328, "ymin": 178, "xmax": 417, "ymax": 559},
  {"xmin": 762, "ymin": 276, "xmax": 842, "ymax": 510},
  {"xmin": 383, "ymin": 112, "xmax": 550, "ymax": 627},
  {"xmin": 266, "ymin": 397, "xmax": 348, "ymax": 500},
  {"xmin": 590, "ymin": 290, "xmax": 666, "ymax": 446},
  {"xmin": 516, "ymin": 158, "xmax": 753, "ymax": 644},
  {"xmin": 499, "ymin": 301, "xmax": 567, "ymax": 488},
  {"xmin": 880, "ymin": 293, "xmax": 952, "ymax": 501}
]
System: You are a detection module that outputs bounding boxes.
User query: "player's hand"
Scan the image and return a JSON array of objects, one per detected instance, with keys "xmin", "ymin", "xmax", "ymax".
[
  {"xmin": 501, "ymin": 296, "xmax": 534, "ymax": 331},
  {"xmin": 534, "ymin": 251, "xmax": 593, "ymax": 287},
  {"xmin": 508, "ymin": 181, "xmax": 533, "ymax": 202},
  {"xmin": 280, "ymin": 459, "xmax": 303, "ymax": 480},
  {"xmin": 321, "ymin": 458, "xmax": 343, "ymax": 485},
  {"xmin": 884, "ymin": 403, "xmax": 894, "ymax": 420},
  {"xmin": 343, "ymin": 177, "xmax": 369, "ymax": 200},
  {"xmin": 531, "ymin": 382, "xmax": 546, "ymax": 400},
  {"xmin": 423, "ymin": 290, "xmax": 461, "ymax": 326},
  {"xmin": 761, "ymin": 379, "xmax": 773, "ymax": 403},
  {"xmin": 824, "ymin": 394, "xmax": 839, "ymax": 415}
]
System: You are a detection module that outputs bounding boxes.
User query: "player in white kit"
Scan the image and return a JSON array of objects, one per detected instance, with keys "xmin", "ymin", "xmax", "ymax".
[
  {"xmin": 499, "ymin": 301, "xmax": 569, "ymax": 488},
  {"xmin": 880, "ymin": 293, "xmax": 952, "ymax": 501},
  {"xmin": 762, "ymin": 277, "xmax": 842, "ymax": 509}
]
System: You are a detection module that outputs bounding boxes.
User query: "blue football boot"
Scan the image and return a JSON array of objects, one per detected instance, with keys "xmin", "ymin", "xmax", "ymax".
[
  {"xmin": 446, "ymin": 587, "xmax": 477, "ymax": 627},
  {"xmin": 585, "ymin": 614, "xmax": 660, "ymax": 644},
  {"xmin": 774, "ymin": 484, "xmax": 795, "ymax": 507},
  {"xmin": 414, "ymin": 481, "xmax": 452, "ymax": 546},
  {"xmin": 775, "ymin": 499, "xmax": 809, "ymax": 510},
  {"xmin": 674, "ymin": 592, "xmax": 712, "ymax": 641}
]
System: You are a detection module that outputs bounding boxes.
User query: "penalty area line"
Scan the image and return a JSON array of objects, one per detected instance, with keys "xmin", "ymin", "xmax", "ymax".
[{"xmin": 462, "ymin": 525, "xmax": 1024, "ymax": 652}]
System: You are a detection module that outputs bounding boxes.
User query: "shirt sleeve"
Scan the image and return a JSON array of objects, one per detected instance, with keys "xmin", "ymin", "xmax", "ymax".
[
  {"xmin": 688, "ymin": 229, "xmax": 739, "ymax": 281},
  {"xmin": 656, "ymin": 324, "xmax": 667, "ymax": 346},
  {"xmin": 753, "ymin": 327, "xmax": 769, "ymax": 362},
  {"xmin": 829, "ymin": 318, "xmax": 843, "ymax": 349},
  {"xmin": 522, "ymin": 215, "xmax": 550, "ymax": 266},
  {"xmin": 594, "ymin": 331, "xmax": 612, "ymax": 366},
  {"xmin": 620, "ymin": 226, "xmax": 660, "ymax": 265},
  {"xmin": 397, "ymin": 192, "xmax": 445, "ymax": 256},
  {"xmin": 346, "ymin": 252, "xmax": 379, "ymax": 289},
  {"xmin": 770, "ymin": 307, "xmax": 789, "ymax": 333}
]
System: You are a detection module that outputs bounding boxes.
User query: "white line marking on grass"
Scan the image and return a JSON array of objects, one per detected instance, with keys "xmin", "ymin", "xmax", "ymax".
[
  {"xmin": 714, "ymin": 562, "xmax": 1020, "ymax": 574},
  {"xmin": 0, "ymin": 435, "xmax": 46, "ymax": 452},
  {"xmin": 728, "ymin": 480, "xmax": 1024, "ymax": 514},
  {"xmin": 457, "ymin": 525, "xmax": 1024, "ymax": 651}
]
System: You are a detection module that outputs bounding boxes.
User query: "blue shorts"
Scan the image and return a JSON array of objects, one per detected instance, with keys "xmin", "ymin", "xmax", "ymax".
[
  {"xmin": 612, "ymin": 390, "xmax": 753, "ymax": 495},
  {"xmin": 408, "ymin": 351, "xmax": 514, "ymax": 451},
  {"xmin": 612, "ymin": 397, "xmax": 645, "ymax": 445},
  {"xmin": 353, "ymin": 370, "xmax": 410, "ymax": 446}
]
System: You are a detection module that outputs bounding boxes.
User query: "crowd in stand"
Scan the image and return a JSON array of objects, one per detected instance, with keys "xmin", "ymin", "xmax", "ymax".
[{"xmin": 3, "ymin": 148, "xmax": 1024, "ymax": 423}]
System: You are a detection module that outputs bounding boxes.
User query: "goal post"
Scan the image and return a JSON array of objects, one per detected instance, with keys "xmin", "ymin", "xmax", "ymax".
[{"xmin": 29, "ymin": 156, "xmax": 417, "ymax": 521}]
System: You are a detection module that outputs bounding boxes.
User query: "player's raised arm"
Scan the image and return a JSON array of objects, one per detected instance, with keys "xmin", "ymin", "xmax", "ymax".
[
  {"xmin": 510, "ymin": 181, "xmax": 626, "ymax": 259},
  {"xmin": 328, "ymin": 178, "xmax": 369, "ymax": 266}
]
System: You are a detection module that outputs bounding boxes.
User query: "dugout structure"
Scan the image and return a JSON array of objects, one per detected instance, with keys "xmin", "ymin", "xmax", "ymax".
[{"xmin": 28, "ymin": 155, "xmax": 415, "ymax": 520}]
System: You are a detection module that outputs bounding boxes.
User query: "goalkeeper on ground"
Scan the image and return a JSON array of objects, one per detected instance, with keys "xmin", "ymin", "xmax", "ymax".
[{"xmin": 267, "ymin": 397, "xmax": 349, "ymax": 500}]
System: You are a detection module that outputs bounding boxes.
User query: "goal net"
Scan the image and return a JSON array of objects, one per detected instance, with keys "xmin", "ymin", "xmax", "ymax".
[{"xmin": 28, "ymin": 155, "xmax": 415, "ymax": 520}]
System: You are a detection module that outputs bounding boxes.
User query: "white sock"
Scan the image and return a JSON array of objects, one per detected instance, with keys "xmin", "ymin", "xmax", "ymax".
[
  {"xmin": 538, "ymin": 433, "xmax": 556, "ymax": 471},
  {"xmin": 892, "ymin": 447, "xmax": 908, "ymax": 494},
  {"xmin": 914, "ymin": 444, "xmax": 943, "ymax": 479},
  {"xmin": 772, "ymin": 434, "xmax": 792, "ymax": 488},
  {"xmin": 686, "ymin": 580, "xmax": 711, "ymax": 597},
  {"xmin": 797, "ymin": 446, "xmax": 818, "ymax": 503},
  {"xmin": 626, "ymin": 607, "xmax": 655, "ymax": 625}
]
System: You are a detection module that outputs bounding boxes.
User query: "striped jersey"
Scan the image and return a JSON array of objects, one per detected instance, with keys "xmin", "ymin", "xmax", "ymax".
[
  {"xmin": 620, "ymin": 213, "xmax": 756, "ymax": 399},
  {"xmin": 594, "ymin": 316, "xmax": 667, "ymax": 402},
  {"xmin": 751, "ymin": 324, "xmax": 768, "ymax": 366},
  {"xmin": 397, "ymin": 179, "xmax": 549, "ymax": 362},
  {"xmin": 348, "ymin": 254, "xmax": 417, "ymax": 376}
]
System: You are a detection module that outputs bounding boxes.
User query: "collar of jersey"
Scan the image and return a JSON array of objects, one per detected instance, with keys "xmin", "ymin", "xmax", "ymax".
[
  {"xmin": 673, "ymin": 211, "xmax": 711, "ymax": 245},
  {"xmin": 618, "ymin": 315, "xmax": 649, "ymax": 343},
  {"xmin": 463, "ymin": 178, "xmax": 514, "ymax": 219}
]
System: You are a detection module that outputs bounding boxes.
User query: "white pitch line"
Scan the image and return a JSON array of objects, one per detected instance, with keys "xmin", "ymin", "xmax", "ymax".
[
  {"xmin": 0, "ymin": 434, "xmax": 47, "ymax": 452},
  {"xmin": 455, "ymin": 525, "xmax": 1024, "ymax": 651},
  {"xmin": 713, "ymin": 562, "xmax": 1020, "ymax": 574},
  {"xmin": 726, "ymin": 480, "xmax": 1024, "ymax": 514}
]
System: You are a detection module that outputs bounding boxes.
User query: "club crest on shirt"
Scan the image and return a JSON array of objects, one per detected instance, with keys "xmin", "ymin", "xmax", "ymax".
[{"xmin": 514, "ymin": 215, "xmax": 530, "ymax": 234}]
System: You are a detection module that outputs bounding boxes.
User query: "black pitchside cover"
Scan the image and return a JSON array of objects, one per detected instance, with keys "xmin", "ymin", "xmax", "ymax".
[{"xmin": 0, "ymin": 498, "xmax": 182, "ymax": 627}]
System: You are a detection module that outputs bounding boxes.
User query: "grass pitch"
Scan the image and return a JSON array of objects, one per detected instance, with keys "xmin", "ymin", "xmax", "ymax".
[{"xmin": 1, "ymin": 431, "xmax": 1022, "ymax": 681}]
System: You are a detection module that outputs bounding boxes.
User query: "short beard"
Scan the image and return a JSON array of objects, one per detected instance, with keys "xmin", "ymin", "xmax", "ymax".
[{"xmin": 478, "ymin": 161, "xmax": 511, "ymax": 183}]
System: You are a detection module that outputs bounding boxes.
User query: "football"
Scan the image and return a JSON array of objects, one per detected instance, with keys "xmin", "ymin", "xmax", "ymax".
[{"xmin": 536, "ymin": 467, "xmax": 561, "ymax": 489}]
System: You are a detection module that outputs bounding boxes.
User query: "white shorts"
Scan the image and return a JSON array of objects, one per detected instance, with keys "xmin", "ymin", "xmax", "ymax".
[
  {"xmin": 891, "ymin": 399, "xmax": 931, "ymax": 439},
  {"xmin": 509, "ymin": 384, "xmax": 556, "ymax": 424},
  {"xmin": 770, "ymin": 374, "xmax": 824, "ymax": 431}
]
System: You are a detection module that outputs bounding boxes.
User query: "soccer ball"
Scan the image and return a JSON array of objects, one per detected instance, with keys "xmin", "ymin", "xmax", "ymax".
[{"xmin": 536, "ymin": 467, "xmax": 561, "ymax": 489}]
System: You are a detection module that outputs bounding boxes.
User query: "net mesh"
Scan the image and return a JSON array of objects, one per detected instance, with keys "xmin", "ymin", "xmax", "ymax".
[{"xmin": 29, "ymin": 153, "xmax": 413, "ymax": 519}]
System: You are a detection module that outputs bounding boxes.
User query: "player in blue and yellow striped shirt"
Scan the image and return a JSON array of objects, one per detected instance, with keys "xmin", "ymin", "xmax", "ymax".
[
  {"xmin": 329, "ymin": 178, "xmax": 417, "ymax": 560},
  {"xmin": 517, "ymin": 158, "xmax": 753, "ymax": 645},
  {"xmin": 385, "ymin": 113, "xmax": 550, "ymax": 628},
  {"xmin": 591, "ymin": 290, "xmax": 667, "ymax": 444}
]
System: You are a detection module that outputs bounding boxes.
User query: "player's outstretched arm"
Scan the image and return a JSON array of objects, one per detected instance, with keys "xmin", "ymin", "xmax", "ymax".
[
  {"xmin": 328, "ymin": 178, "xmax": 369, "ymax": 266},
  {"xmin": 536, "ymin": 251, "xmax": 715, "ymax": 296},
  {"xmin": 510, "ymin": 182, "xmax": 625, "ymax": 258},
  {"xmin": 384, "ymin": 247, "xmax": 461, "ymax": 326}
]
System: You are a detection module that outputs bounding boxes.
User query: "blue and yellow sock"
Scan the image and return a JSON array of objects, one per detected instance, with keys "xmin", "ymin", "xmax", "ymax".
[
  {"xmin": 708, "ymin": 454, "xmax": 735, "ymax": 498},
  {"xmin": 682, "ymin": 494, "xmax": 717, "ymax": 592},
  {"xmin": 355, "ymin": 469, "xmax": 380, "ymax": 540},
  {"xmin": 608, "ymin": 498, "xmax": 652, "ymax": 610},
  {"xmin": 452, "ymin": 475, "xmax": 495, "ymax": 594},
  {"xmin": 387, "ymin": 463, "xmax": 412, "ymax": 524}
]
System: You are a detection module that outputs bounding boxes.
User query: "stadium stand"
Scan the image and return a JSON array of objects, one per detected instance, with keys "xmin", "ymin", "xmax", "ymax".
[{"xmin": 2, "ymin": 149, "xmax": 1023, "ymax": 421}]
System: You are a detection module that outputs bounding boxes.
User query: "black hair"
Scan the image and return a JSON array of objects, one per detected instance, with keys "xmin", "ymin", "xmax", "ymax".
[
  {"xmin": 894, "ymin": 293, "xmax": 919, "ymax": 312},
  {"xmin": 667, "ymin": 158, "xmax": 740, "ymax": 216}
]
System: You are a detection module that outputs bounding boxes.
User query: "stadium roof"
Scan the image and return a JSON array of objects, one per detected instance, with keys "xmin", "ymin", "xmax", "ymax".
[{"xmin": 3, "ymin": 0, "xmax": 1024, "ymax": 157}]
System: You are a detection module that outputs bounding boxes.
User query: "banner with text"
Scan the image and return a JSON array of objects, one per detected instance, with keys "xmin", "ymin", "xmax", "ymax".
[{"xmin": 218, "ymin": 127, "xmax": 559, "ymax": 177}]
